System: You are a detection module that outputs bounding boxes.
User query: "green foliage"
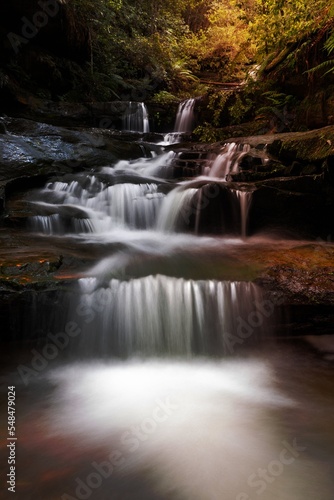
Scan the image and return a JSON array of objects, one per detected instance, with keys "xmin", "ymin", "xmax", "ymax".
[
  {"xmin": 307, "ymin": 58, "xmax": 334, "ymax": 77},
  {"xmin": 306, "ymin": 28, "xmax": 334, "ymax": 77},
  {"xmin": 207, "ymin": 90, "xmax": 231, "ymax": 126},
  {"xmin": 183, "ymin": 0, "xmax": 255, "ymax": 81},
  {"xmin": 150, "ymin": 91, "xmax": 179, "ymax": 105},
  {"xmin": 259, "ymin": 91, "xmax": 296, "ymax": 109},
  {"xmin": 253, "ymin": 91, "xmax": 297, "ymax": 132},
  {"xmin": 44, "ymin": 0, "xmax": 334, "ymax": 104},
  {"xmin": 249, "ymin": 0, "xmax": 330, "ymax": 55},
  {"xmin": 193, "ymin": 122, "xmax": 221, "ymax": 142},
  {"xmin": 228, "ymin": 94, "xmax": 254, "ymax": 124},
  {"xmin": 325, "ymin": 31, "xmax": 334, "ymax": 54}
]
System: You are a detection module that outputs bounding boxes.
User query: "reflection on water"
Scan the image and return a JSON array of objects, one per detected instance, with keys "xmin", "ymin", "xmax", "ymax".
[{"xmin": 3, "ymin": 348, "xmax": 334, "ymax": 500}]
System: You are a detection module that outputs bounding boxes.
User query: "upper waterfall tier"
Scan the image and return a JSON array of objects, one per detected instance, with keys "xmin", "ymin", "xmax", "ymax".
[
  {"xmin": 122, "ymin": 101, "xmax": 150, "ymax": 133},
  {"xmin": 161, "ymin": 98, "xmax": 196, "ymax": 144},
  {"xmin": 174, "ymin": 98, "xmax": 196, "ymax": 133},
  {"xmin": 28, "ymin": 138, "xmax": 255, "ymax": 238}
]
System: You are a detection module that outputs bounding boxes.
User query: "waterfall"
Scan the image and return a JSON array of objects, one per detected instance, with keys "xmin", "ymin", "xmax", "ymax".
[
  {"xmin": 161, "ymin": 98, "xmax": 196, "ymax": 144},
  {"xmin": 155, "ymin": 181, "xmax": 253, "ymax": 236},
  {"xmin": 72, "ymin": 275, "xmax": 268, "ymax": 357},
  {"xmin": 174, "ymin": 98, "xmax": 196, "ymax": 132},
  {"xmin": 30, "ymin": 173, "xmax": 254, "ymax": 238},
  {"xmin": 233, "ymin": 190, "xmax": 252, "ymax": 238},
  {"xmin": 112, "ymin": 151, "xmax": 176, "ymax": 178},
  {"xmin": 209, "ymin": 143, "xmax": 251, "ymax": 179},
  {"xmin": 30, "ymin": 178, "xmax": 165, "ymax": 234},
  {"xmin": 15, "ymin": 96, "xmax": 334, "ymax": 500},
  {"xmin": 156, "ymin": 186, "xmax": 198, "ymax": 232},
  {"xmin": 122, "ymin": 101, "xmax": 150, "ymax": 133}
]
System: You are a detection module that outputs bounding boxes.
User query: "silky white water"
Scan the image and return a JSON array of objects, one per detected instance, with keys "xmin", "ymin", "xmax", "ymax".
[
  {"xmin": 8, "ymin": 104, "xmax": 334, "ymax": 500},
  {"xmin": 28, "ymin": 357, "xmax": 331, "ymax": 500},
  {"xmin": 72, "ymin": 275, "xmax": 268, "ymax": 357},
  {"xmin": 122, "ymin": 101, "xmax": 150, "ymax": 133},
  {"xmin": 209, "ymin": 143, "xmax": 251, "ymax": 179},
  {"xmin": 161, "ymin": 98, "xmax": 196, "ymax": 144}
]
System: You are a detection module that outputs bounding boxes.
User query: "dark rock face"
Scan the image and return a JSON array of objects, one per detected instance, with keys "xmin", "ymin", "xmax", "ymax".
[
  {"xmin": 0, "ymin": 283, "xmax": 74, "ymax": 342},
  {"xmin": 249, "ymin": 176, "xmax": 334, "ymax": 239}
]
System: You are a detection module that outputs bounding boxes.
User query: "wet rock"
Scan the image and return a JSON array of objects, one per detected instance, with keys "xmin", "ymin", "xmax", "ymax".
[
  {"xmin": 258, "ymin": 264, "xmax": 334, "ymax": 307},
  {"xmin": 0, "ymin": 121, "xmax": 7, "ymax": 134},
  {"xmin": 249, "ymin": 175, "xmax": 334, "ymax": 239},
  {"xmin": 0, "ymin": 117, "xmax": 146, "ymax": 215},
  {"xmin": 230, "ymin": 160, "xmax": 287, "ymax": 182}
]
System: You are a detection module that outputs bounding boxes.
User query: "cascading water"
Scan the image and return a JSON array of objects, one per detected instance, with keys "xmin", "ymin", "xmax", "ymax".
[
  {"xmin": 72, "ymin": 275, "xmax": 267, "ymax": 357},
  {"xmin": 122, "ymin": 101, "xmax": 150, "ymax": 133},
  {"xmin": 112, "ymin": 150, "xmax": 176, "ymax": 178},
  {"xmin": 30, "ymin": 176, "xmax": 165, "ymax": 233},
  {"xmin": 174, "ymin": 98, "xmax": 196, "ymax": 132},
  {"xmin": 10, "ymin": 97, "xmax": 334, "ymax": 500},
  {"xmin": 209, "ymin": 142, "xmax": 251, "ymax": 179},
  {"xmin": 162, "ymin": 98, "xmax": 196, "ymax": 144},
  {"xmin": 233, "ymin": 189, "xmax": 253, "ymax": 238},
  {"xmin": 155, "ymin": 186, "xmax": 198, "ymax": 232},
  {"xmin": 155, "ymin": 181, "xmax": 253, "ymax": 236}
]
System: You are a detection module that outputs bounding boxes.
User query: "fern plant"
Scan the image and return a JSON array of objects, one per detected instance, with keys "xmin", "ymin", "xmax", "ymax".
[
  {"xmin": 306, "ymin": 30, "xmax": 334, "ymax": 77},
  {"xmin": 305, "ymin": 2, "xmax": 334, "ymax": 76}
]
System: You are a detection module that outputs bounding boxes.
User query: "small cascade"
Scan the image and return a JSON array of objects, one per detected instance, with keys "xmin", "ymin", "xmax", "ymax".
[
  {"xmin": 175, "ymin": 98, "xmax": 196, "ymax": 132},
  {"xmin": 112, "ymin": 151, "xmax": 176, "ymax": 178},
  {"xmin": 156, "ymin": 181, "xmax": 252, "ymax": 236},
  {"xmin": 72, "ymin": 275, "xmax": 269, "ymax": 357},
  {"xmin": 30, "ymin": 177, "xmax": 165, "ymax": 234},
  {"xmin": 161, "ymin": 98, "xmax": 196, "ymax": 144},
  {"xmin": 32, "ymin": 214, "xmax": 62, "ymax": 235},
  {"xmin": 233, "ymin": 190, "xmax": 253, "ymax": 238},
  {"xmin": 209, "ymin": 143, "xmax": 251, "ymax": 179},
  {"xmin": 122, "ymin": 102, "xmax": 150, "ymax": 133},
  {"xmin": 156, "ymin": 187, "xmax": 198, "ymax": 232}
]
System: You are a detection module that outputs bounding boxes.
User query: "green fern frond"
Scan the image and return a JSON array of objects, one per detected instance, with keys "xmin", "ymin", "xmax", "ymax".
[
  {"xmin": 324, "ymin": 32, "xmax": 334, "ymax": 54},
  {"xmin": 305, "ymin": 58, "xmax": 334, "ymax": 75},
  {"xmin": 256, "ymin": 106, "xmax": 279, "ymax": 116},
  {"xmin": 261, "ymin": 91, "xmax": 295, "ymax": 107}
]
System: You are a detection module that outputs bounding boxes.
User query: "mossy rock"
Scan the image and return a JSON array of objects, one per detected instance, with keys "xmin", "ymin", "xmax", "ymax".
[{"xmin": 267, "ymin": 127, "xmax": 334, "ymax": 163}]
